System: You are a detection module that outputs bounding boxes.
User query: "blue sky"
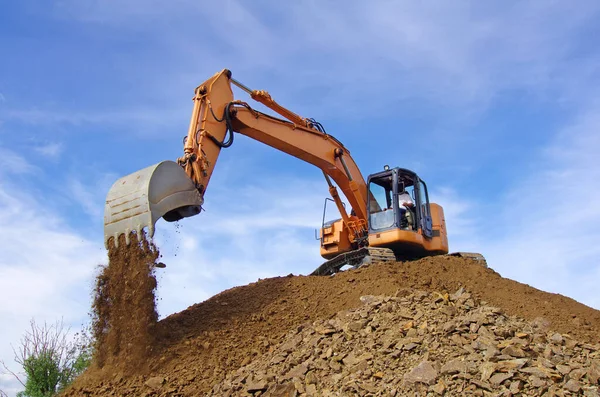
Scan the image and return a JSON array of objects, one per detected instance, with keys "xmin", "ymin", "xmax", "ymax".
[{"xmin": 2, "ymin": 1, "xmax": 600, "ymax": 394}]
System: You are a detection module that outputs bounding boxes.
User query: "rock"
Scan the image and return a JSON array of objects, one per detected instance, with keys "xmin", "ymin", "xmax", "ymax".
[
  {"xmin": 305, "ymin": 371, "xmax": 317, "ymax": 385},
  {"xmin": 532, "ymin": 317, "xmax": 552, "ymax": 332},
  {"xmin": 247, "ymin": 380, "xmax": 268, "ymax": 393},
  {"xmin": 530, "ymin": 376, "xmax": 547, "ymax": 388},
  {"xmin": 342, "ymin": 353, "xmax": 360, "ymax": 367},
  {"xmin": 305, "ymin": 384, "xmax": 317, "ymax": 395},
  {"xmin": 403, "ymin": 342, "xmax": 418, "ymax": 351},
  {"xmin": 269, "ymin": 382, "xmax": 297, "ymax": 397},
  {"xmin": 441, "ymin": 359, "xmax": 467, "ymax": 374},
  {"xmin": 271, "ymin": 354, "xmax": 286, "ymax": 364},
  {"xmin": 490, "ymin": 372, "xmax": 513, "ymax": 386},
  {"xmin": 569, "ymin": 368, "xmax": 587, "ymax": 381},
  {"xmin": 564, "ymin": 379, "xmax": 581, "ymax": 393},
  {"xmin": 501, "ymin": 345, "xmax": 526, "ymax": 358},
  {"xmin": 432, "ymin": 380, "xmax": 446, "ymax": 395},
  {"xmin": 315, "ymin": 325, "xmax": 336, "ymax": 335},
  {"xmin": 144, "ymin": 376, "xmax": 165, "ymax": 390},
  {"xmin": 521, "ymin": 366, "xmax": 552, "ymax": 379},
  {"xmin": 480, "ymin": 362, "xmax": 496, "ymax": 381},
  {"xmin": 285, "ymin": 364, "xmax": 308, "ymax": 379},
  {"xmin": 556, "ymin": 364, "xmax": 571, "ymax": 375},
  {"xmin": 587, "ymin": 361, "xmax": 600, "ymax": 384},
  {"xmin": 550, "ymin": 333, "xmax": 564, "ymax": 345},
  {"xmin": 495, "ymin": 359, "xmax": 529, "ymax": 372},
  {"xmin": 509, "ymin": 380, "xmax": 523, "ymax": 393},
  {"xmin": 404, "ymin": 361, "xmax": 438, "ymax": 385}
]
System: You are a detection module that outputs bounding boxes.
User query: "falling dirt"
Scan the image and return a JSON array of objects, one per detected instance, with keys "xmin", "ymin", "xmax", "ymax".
[
  {"xmin": 63, "ymin": 254, "xmax": 600, "ymax": 396},
  {"xmin": 90, "ymin": 233, "xmax": 159, "ymax": 374}
]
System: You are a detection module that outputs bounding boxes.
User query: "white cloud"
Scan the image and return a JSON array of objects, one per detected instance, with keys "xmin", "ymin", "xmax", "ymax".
[
  {"xmin": 0, "ymin": 150, "xmax": 106, "ymax": 395},
  {"xmin": 53, "ymin": 0, "xmax": 600, "ymax": 115},
  {"xmin": 33, "ymin": 142, "xmax": 63, "ymax": 159},
  {"xmin": 0, "ymin": 148, "xmax": 37, "ymax": 176},
  {"xmin": 67, "ymin": 172, "xmax": 118, "ymax": 221},
  {"xmin": 443, "ymin": 106, "xmax": 600, "ymax": 309},
  {"xmin": 1, "ymin": 107, "xmax": 182, "ymax": 130}
]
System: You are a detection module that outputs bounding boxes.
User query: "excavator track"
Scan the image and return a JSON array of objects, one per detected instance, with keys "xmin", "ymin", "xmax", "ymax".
[{"xmin": 310, "ymin": 247, "xmax": 396, "ymax": 276}]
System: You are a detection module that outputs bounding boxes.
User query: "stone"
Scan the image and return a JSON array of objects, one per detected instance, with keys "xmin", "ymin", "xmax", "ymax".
[
  {"xmin": 271, "ymin": 354, "xmax": 286, "ymax": 364},
  {"xmin": 530, "ymin": 376, "xmax": 547, "ymax": 388},
  {"xmin": 569, "ymin": 368, "xmax": 587, "ymax": 381},
  {"xmin": 432, "ymin": 380, "xmax": 446, "ymax": 395},
  {"xmin": 490, "ymin": 372, "xmax": 513, "ymax": 386},
  {"xmin": 403, "ymin": 342, "xmax": 418, "ymax": 351},
  {"xmin": 509, "ymin": 380, "xmax": 523, "ymax": 393},
  {"xmin": 315, "ymin": 325, "xmax": 336, "ymax": 335},
  {"xmin": 305, "ymin": 371, "xmax": 317, "ymax": 384},
  {"xmin": 501, "ymin": 345, "xmax": 526, "ymax": 358},
  {"xmin": 480, "ymin": 362, "xmax": 496, "ymax": 381},
  {"xmin": 269, "ymin": 383, "xmax": 297, "ymax": 397},
  {"xmin": 347, "ymin": 320, "xmax": 367, "ymax": 332},
  {"xmin": 404, "ymin": 361, "xmax": 439, "ymax": 385},
  {"xmin": 342, "ymin": 353, "xmax": 360, "ymax": 367},
  {"xmin": 285, "ymin": 364, "xmax": 308, "ymax": 379},
  {"xmin": 550, "ymin": 333, "xmax": 564, "ymax": 345},
  {"xmin": 564, "ymin": 379, "xmax": 581, "ymax": 393},
  {"xmin": 441, "ymin": 359, "xmax": 467, "ymax": 375},
  {"xmin": 532, "ymin": 317, "xmax": 552, "ymax": 332},
  {"xmin": 495, "ymin": 359, "xmax": 529, "ymax": 372},
  {"xmin": 521, "ymin": 366, "xmax": 551, "ymax": 379},
  {"xmin": 144, "ymin": 376, "xmax": 165, "ymax": 390},
  {"xmin": 247, "ymin": 380, "xmax": 268, "ymax": 393},
  {"xmin": 587, "ymin": 361, "xmax": 600, "ymax": 384}
]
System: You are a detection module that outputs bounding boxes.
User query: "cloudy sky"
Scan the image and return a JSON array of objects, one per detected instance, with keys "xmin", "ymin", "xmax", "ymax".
[{"xmin": 1, "ymin": 0, "xmax": 600, "ymax": 394}]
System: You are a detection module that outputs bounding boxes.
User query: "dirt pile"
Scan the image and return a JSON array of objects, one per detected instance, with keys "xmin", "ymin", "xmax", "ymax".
[
  {"xmin": 64, "ymin": 256, "xmax": 600, "ymax": 396},
  {"xmin": 211, "ymin": 289, "xmax": 600, "ymax": 396},
  {"xmin": 90, "ymin": 234, "xmax": 159, "ymax": 371}
]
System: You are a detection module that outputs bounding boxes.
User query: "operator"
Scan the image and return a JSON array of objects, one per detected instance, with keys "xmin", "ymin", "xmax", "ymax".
[{"xmin": 398, "ymin": 187, "xmax": 414, "ymax": 230}]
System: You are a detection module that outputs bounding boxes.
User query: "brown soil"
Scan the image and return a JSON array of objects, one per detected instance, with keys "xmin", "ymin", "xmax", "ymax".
[
  {"xmin": 65, "ymin": 255, "xmax": 600, "ymax": 396},
  {"xmin": 90, "ymin": 233, "xmax": 159, "ymax": 373}
]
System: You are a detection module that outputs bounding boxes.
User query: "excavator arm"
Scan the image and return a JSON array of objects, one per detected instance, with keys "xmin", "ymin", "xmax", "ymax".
[{"xmin": 104, "ymin": 69, "xmax": 369, "ymax": 248}]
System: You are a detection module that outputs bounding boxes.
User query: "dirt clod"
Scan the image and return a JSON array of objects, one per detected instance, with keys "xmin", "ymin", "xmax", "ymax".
[{"xmin": 90, "ymin": 233, "xmax": 159, "ymax": 372}]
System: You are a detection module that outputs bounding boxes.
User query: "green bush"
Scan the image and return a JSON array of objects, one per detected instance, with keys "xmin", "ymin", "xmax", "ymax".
[{"xmin": 2, "ymin": 320, "xmax": 93, "ymax": 397}]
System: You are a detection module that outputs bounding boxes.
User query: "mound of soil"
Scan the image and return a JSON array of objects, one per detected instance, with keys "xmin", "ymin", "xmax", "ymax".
[
  {"xmin": 64, "ymin": 255, "xmax": 600, "ymax": 396},
  {"xmin": 211, "ymin": 289, "xmax": 600, "ymax": 396}
]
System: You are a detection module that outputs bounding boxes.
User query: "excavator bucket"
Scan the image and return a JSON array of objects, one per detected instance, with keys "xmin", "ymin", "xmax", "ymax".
[{"xmin": 104, "ymin": 160, "xmax": 204, "ymax": 248}]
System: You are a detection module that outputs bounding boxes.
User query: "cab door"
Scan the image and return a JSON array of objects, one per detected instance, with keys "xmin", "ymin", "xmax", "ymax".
[{"xmin": 416, "ymin": 178, "xmax": 433, "ymax": 238}]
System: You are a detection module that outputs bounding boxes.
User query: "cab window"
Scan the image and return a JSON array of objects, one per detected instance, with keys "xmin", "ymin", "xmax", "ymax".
[{"xmin": 368, "ymin": 179, "xmax": 395, "ymax": 230}]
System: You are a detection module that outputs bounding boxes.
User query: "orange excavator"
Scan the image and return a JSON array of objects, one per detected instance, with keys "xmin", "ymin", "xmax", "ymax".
[{"xmin": 104, "ymin": 69, "xmax": 482, "ymax": 275}]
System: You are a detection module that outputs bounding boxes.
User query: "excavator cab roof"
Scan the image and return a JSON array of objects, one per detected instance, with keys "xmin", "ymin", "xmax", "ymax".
[{"xmin": 368, "ymin": 167, "xmax": 419, "ymax": 187}]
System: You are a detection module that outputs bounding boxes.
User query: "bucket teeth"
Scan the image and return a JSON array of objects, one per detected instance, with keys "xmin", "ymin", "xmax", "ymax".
[{"xmin": 104, "ymin": 160, "xmax": 203, "ymax": 250}]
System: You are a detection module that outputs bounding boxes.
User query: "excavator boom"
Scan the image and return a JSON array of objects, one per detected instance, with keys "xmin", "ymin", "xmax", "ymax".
[{"xmin": 104, "ymin": 69, "xmax": 369, "ymax": 248}]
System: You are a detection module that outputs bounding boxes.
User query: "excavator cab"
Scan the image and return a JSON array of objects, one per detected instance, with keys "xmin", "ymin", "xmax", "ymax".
[
  {"xmin": 366, "ymin": 167, "xmax": 444, "ymax": 258},
  {"xmin": 367, "ymin": 167, "xmax": 432, "ymax": 237}
]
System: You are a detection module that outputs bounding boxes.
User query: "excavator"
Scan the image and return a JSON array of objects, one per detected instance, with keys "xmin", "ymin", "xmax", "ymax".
[{"xmin": 104, "ymin": 69, "xmax": 483, "ymax": 275}]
